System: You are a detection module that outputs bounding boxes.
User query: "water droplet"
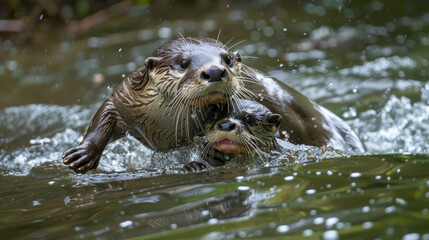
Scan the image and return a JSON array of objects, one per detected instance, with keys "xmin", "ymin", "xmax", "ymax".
[
  {"xmin": 238, "ymin": 231, "xmax": 247, "ymax": 238},
  {"xmin": 238, "ymin": 186, "xmax": 250, "ymax": 191},
  {"xmin": 283, "ymin": 27, "xmax": 287, "ymax": 31},
  {"xmin": 306, "ymin": 189, "xmax": 316, "ymax": 194},
  {"xmin": 284, "ymin": 176, "xmax": 294, "ymax": 181},
  {"xmin": 362, "ymin": 206, "xmax": 370, "ymax": 213},
  {"xmin": 158, "ymin": 27, "xmax": 172, "ymax": 38},
  {"xmin": 208, "ymin": 218, "xmax": 219, "ymax": 224},
  {"xmin": 402, "ymin": 233, "xmax": 420, "ymax": 240},
  {"xmin": 119, "ymin": 220, "xmax": 133, "ymax": 228},
  {"xmin": 350, "ymin": 172, "xmax": 362, "ymax": 178},
  {"xmin": 325, "ymin": 217, "xmax": 339, "ymax": 228},
  {"xmin": 118, "ymin": 48, "xmax": 122, "ymax": 52},
  {"xmin": 362, "ymin": 221, "xmax": 373, "ymax": 229},
  {"xmin": 303, "ymin": 229, "xmax": 313, "ymax": 237},
  {"xmin": 323, "ymin": 230, "xmax": 339, "ymax": 240},
  {"xmin": 277, "ymin": 225, "xmax": 289, "ymax": 233},
  {"xmin": 385, "ymin": 206, "xmax": 396, "ymax": 214},
  {"xmin": 201, "ymin": 210, "xmax": 210, "ymax": 216},
  {"xmin": 313, "ymin": 217, "xmax": 324, "ymax": 225}
]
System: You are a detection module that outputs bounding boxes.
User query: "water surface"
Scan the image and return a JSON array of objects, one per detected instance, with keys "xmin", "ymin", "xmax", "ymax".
[{"xmin": 1, "ymin": 1, "xmax": 428, "ymax": 239}]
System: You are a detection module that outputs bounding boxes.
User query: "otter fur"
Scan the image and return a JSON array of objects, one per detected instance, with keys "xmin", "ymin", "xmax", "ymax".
[{"xmin": 62, "ymin": 37, "xmax": 364, "ymax": 173}]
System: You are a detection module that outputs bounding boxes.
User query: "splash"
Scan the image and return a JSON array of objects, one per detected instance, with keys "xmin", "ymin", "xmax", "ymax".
[{"xmin": 347, "ymin": 93, "xmax": 429, "ymax": 153}]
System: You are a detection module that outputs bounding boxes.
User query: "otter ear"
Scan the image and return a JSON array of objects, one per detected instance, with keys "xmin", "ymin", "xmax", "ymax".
[
  {"xmin": 267, "ymin": 113, "xmax": 282, "ymax": 128},
  {"xmin": 144, "ymin": 57, "xmax": 161, "ymax": 71},
  {"xmin": 233, "ymin": 51, "xmax": 241, "ymax": 62}
]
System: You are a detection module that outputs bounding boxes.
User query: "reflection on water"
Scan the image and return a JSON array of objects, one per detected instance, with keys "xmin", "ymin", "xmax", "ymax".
[{"xmin": 1, "ymin": 0, "xmax": 429, "ymax": 239}]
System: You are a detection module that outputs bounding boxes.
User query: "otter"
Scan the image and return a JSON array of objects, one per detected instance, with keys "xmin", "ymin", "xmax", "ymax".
[
  {"xmin": 183, "ymin": 99, "xmax": 282, "ymax": 173},
  {"xmin": 62, "ymin": 37, "xmax": 364, "ymax": 173},
  {"xmin": 62, "ymin": 38, "xmax": 246, "ymax": 173}
]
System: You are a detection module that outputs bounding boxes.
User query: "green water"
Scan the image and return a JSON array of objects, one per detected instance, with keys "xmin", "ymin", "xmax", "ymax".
[{"xmin": 1, "ymin": 0, "xmax": 429, "ymax": 239}]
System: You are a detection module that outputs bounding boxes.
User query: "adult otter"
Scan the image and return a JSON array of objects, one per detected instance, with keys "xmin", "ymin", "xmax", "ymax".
[
  {"xmin": 62, "ymin": 38, "xmax": 246, "ymax": 173},
  {"xmin": 183, "ymin": 99, "xmax": 282, "ymax": 173},
  {"xmin": 62, "ymin": 37, "xmax": 364, "ymax": 173}
]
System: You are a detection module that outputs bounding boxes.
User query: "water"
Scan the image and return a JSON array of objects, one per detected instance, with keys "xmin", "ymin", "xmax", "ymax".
[{"xmin": 1, "ymin": 0, "xmax": 429, "ymax": 239}]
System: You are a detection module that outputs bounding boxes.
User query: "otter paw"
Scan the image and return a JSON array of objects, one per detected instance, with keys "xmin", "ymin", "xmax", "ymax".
[
  {"xmin": 204, "ymin": 148, "xmax": 229, "ymax": 166},
  {"xmin": 182, "ymin": 161, "xmax": 206, "ymax": 173},
  {"xmin": 62, "ymin": 142, "xmax": 101, "ymax": 173}
]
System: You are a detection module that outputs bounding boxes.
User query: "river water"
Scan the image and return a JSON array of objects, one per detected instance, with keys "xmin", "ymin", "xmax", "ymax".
[{"xmin": 1, "ymin": 1, "xmax": 428, "ymax": 239}]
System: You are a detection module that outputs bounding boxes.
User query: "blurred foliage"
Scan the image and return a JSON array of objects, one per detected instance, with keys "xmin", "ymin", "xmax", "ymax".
[{"xmin": 1, "ymin": 0, "xmax": 125, "ymax": 20}]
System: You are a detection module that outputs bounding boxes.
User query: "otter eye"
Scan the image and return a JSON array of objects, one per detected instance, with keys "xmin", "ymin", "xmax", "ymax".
[
  {"xmin": 210, "ymin": 112, "xmax": 218, "ymax": 121},
  {"xmin": 224, "ymin": 55, "xmax": 233, "ymax": 67},
  {"xmin": 180, "ymin": 59, "xmax": 190, "ymax": 69},
  {"xmin": 245, "ymin": 115, "xmax": 256, "ymax": 125}
]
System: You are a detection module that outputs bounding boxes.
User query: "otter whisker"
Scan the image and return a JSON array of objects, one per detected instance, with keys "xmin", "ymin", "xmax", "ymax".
[
  {"xmin": 166, "ymin": 91, "xmax": 184, "ymax": 115},
  {"xmin": 185, "ymin": 91, "xmax": 199, "ymax": 141},
  {"xmin": 191, "ymin": 106, "xmax": 204, "ymax": 133},
  {"xmin": 216, "ymin": 29, "xmax": 222, "ymax": 44},
  {"xmin": 226, "ymin": 88, "xmax": 241, "ymax": 113},
  {"xmin": 240, "ymin": 56, "xmax": 258, "ymax": 59},
  {"xmin": 235, "ymin": 76, "xmax": 263, "ymax": 86},
  {"xmin": 235, "ymin": 88, "xmax": 257, "ymax": 102},
  {"xmin": 173, "ymin": 92, "xmax": 191, "ymax": 143},
  {"xmin": 245, "ymin": 138, "xmax": 266, "ymax": 163},
  {"xmin": 170, "ymin": 91, "xmax": 186, "ymax": 117},
  {"xmin": 225, "ymin": 37, "xmax": 235, "ymax": 48},
  {"xmin": 229, "ymin": 39, "xmax": 247, "ymax": 49},
  {"xmin": 180, "ymin": 93, "xmax": 193, "ymax": 142}
]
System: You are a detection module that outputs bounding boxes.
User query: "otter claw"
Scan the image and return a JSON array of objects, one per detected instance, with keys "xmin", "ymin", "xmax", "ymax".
[
  {"xmin": 62, "ymin": 143, "xmax": 101, "ymax": 173},
  {"xmin": 182, "ymin": 161, "xmax": 206, "ymax": 173}
]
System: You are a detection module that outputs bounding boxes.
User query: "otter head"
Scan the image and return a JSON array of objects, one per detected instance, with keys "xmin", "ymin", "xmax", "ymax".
[
  {"xmin": 144, "ymin": 38, "xmax": 243, "ymax": 106},
  {"xmin": 204, "ymin": 99, "xmax": 282, "ymax": 155}
]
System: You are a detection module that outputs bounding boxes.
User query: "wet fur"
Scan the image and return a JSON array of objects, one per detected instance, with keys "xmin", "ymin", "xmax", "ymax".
[
  {"xmin": 63, "ymin": 38, "xmax": 249, "ymax": 173},
  {"xmin": 183, "ymin": 100, "xmax": 282, "ymax": 172},
  {"xmin": 63, "ymin": 37, "xmax": 364, "ymax": 174}
]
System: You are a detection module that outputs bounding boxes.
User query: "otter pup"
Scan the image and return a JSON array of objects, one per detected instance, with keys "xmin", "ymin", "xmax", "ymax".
[
  {"xmin": 183, "ymin": 100, "xmax": 282, "ymax": 173},
  {"xmin": 62, "ymin": 38, "xmax": 246, "ymax": 173},
  {"xmin": 63, "ymin": 37, "xmax": 364, "ymax": 174}
]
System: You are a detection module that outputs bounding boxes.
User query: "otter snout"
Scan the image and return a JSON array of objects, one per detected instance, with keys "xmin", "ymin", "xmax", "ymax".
[
  {"xmin": 200, "ymin": 65, "xmax": 227, "ymax": 82},
  {"xmin": 217, "ymin": 119, "xmax": 237, "ymax": 132}
]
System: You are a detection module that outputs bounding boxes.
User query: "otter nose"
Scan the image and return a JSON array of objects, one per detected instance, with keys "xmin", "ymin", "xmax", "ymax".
[
  {"xmin": 218, "ymin": 120, "xmax": 236, "ymax": 132},
  {"xmin": 201, "ymin": 65, "xmax": 227, "ymax": 82}
]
